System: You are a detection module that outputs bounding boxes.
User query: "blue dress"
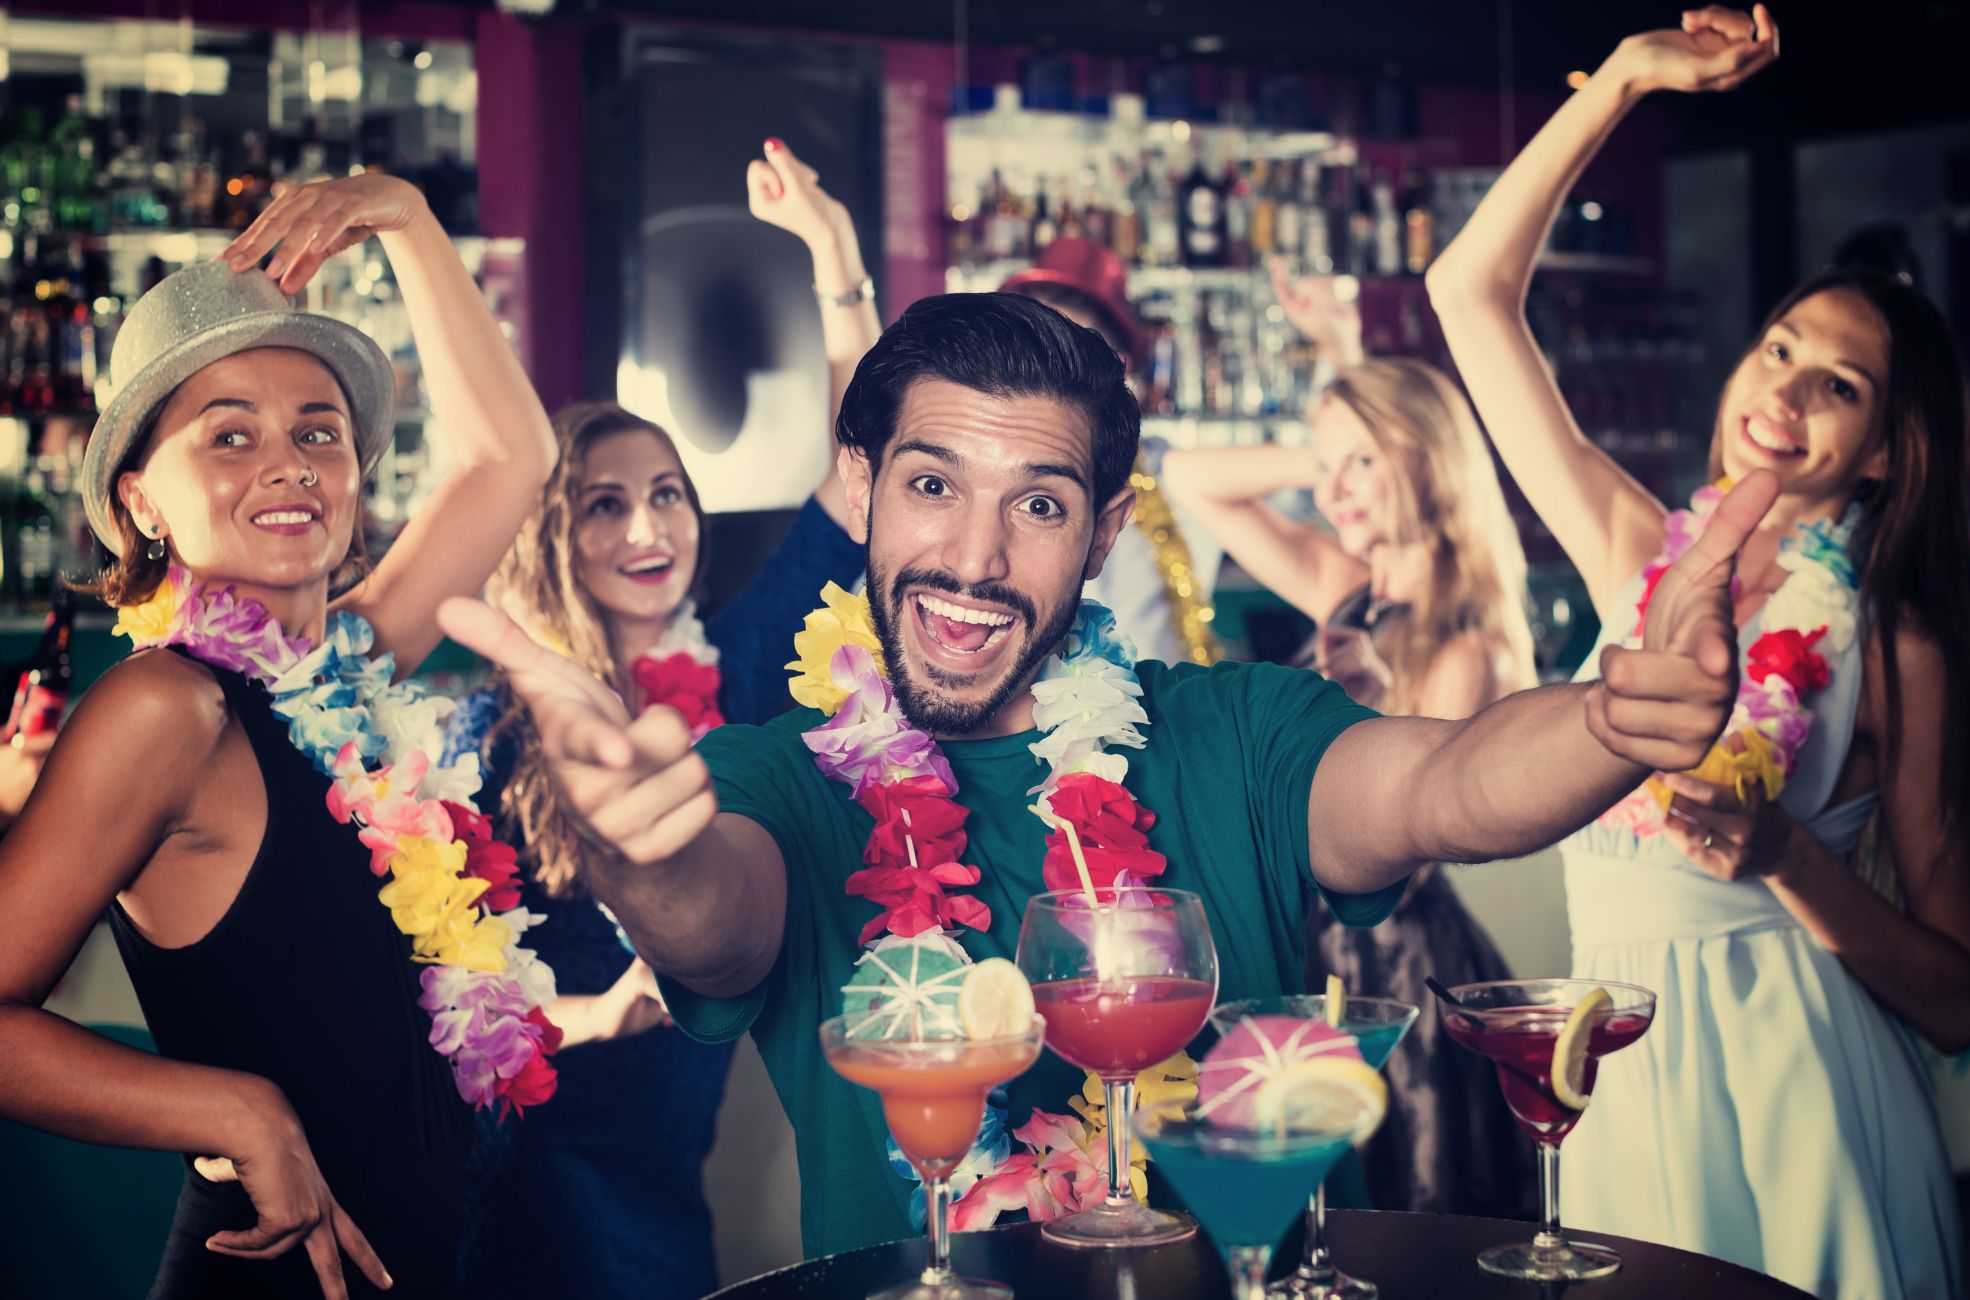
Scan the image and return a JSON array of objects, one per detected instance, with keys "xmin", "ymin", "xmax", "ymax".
[
  {"xmin": 1559, "ymin": 570, "xmax": 1962, "ymax": 1300},
  {"xmin": 450, "ymin": 497, "xmax": 864, "ymax": 1300}
]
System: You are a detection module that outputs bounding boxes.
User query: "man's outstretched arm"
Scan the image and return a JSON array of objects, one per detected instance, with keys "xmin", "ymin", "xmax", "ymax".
[
  {"xmin": 437, "ymin": 599, "xmax": 786, "ymax": 1000},
  {"xmin": 1308, "ymin": 472, "xmax": 1778, "ymax": 895}
]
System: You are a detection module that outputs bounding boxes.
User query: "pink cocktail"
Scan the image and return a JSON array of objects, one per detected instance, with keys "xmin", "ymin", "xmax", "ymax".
[
  {"xmin": 1435, "ymin": 978, "xmax": 1656, "ymax": 1283},
  {"xmin": 1016, "ymin": 889, "xmax": 1219, "ymax": 1249},
  {"xmin": 1443, "ymin": 1005, "xmax": 1653, "ymax": 1143},
  {"xmin": 1032, "ymin": 975, "xmax": 1217, "ymax": 1079}
]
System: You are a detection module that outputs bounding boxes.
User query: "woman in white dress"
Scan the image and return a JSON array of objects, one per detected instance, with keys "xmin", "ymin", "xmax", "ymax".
[{"xmin": 1427, "ymin": 7, "xmax": 1966, "ymax": 1297}]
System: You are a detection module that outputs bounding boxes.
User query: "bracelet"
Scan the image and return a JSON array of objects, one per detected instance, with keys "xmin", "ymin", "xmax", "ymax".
[{"xmin": 815, "ymin": 277, "xmax": 875, "ymax": 309}]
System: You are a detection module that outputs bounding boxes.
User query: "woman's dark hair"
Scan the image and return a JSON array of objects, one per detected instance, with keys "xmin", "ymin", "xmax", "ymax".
[
  {"xmin": 1718, "ymin": 267, "xmax": 1970, "ymax": 859},
  {"xmin": 835, "ymin": 292, "xmax": 1140, "ymax": 506}
]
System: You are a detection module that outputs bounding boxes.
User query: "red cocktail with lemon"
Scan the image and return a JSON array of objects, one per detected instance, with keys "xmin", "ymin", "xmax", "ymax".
[{"xmin": 1435, "ymin": 978, "xmax": 1656, "ymax": 1282}]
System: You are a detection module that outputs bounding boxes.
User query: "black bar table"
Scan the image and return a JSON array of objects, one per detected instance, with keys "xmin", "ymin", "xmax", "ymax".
[{"xmin": 709, "ymin": 1212, "xmax": 1814, "ymax": 1299}]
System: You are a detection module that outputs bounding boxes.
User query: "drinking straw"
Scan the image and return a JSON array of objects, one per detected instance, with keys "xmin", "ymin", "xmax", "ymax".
[
  {"xmin": 1424, "ymin": 976, "xmax": 1463, "ymax": 1006},
  {"xmin": 1060, "ymin": 819, "xmax": 1101, "ymax": 909}
]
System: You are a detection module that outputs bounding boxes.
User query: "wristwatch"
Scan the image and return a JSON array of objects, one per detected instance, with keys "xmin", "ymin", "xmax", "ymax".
[{"xmin": 815, "ymin": 276, "xmax": 875, "ymax": 309}]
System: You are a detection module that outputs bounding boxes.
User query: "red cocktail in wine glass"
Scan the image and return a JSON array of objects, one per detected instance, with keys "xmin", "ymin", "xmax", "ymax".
[{"xmin": 1016, "ymin": 888, "xmax": 1218, "ymax": 1248}]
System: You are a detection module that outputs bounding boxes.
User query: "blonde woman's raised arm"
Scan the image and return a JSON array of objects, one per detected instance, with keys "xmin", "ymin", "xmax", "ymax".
[
  {"xmin": 1163, "ymin": 444, "xmax": 1367, "ymax": 624},
  {"xmin": 1426, "ymin": 5, "xmax": 1778, "ymax": 616}
]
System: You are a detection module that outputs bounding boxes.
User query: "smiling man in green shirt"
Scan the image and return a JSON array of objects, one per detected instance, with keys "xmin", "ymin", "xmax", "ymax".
[{"xmin": 443, "ymin": 291, "xmax": 1775, "ymax": 1259}]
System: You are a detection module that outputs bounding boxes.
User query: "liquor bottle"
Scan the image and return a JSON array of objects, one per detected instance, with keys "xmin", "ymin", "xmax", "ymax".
[
  {"xmin": 1076, "ymin": 177, "xmax": 1109, "ymax": 250},
  {"xmin": 1402, "ymin": 167, "xmax": 1434, "ymax": 275},
  {"xmin": 1301, "ymin": 161, "xmax": 1332, "ymax": 275},
  {"xmin": 1346, "ymin": 166, "xmax": 1375, "ymax": 278},
  {"xmin": 1031, "ymin": 177, "xmax": 1058, "ymax": 252},
  {"xmin": 49, "ymin": 96, "xmax": 103, "ymax": 233},
  {"xmin": 1372, "ymin": 170, "xmax": 1402, "ymax": 277},
  {"xmin": 1273, "ymin": 160, "xmax": 1302, "ymax": 272},
  {"xmin": 1179, "ymin": 158, "xmax": 1225, "ymax": 267},
  {"xmin": 222, "ymin": 132, "xmax": 274, "ymax": 232},
  {"xmin": 1143, "ymin": 162, "xmax": 1181, "ymax": 268},
  {"xmin": 55, "ymin": 252, "xmax": 95, "ymax": 412},
  {"xmin": 0, "ymin": 108, "xmax": 48, "ymax": 223},
  {"xmin": 14, "ymin": 463, "xmax": 55, "ymax": 605},
  {"xmin": 106, "ymin": 131, "xmax": 171, "ymax": 230},
  {"xmin": 177, "ymin": 119, "xmax": 221, "ymax": 228},
  {"xmin": 1248, "ymin": 157, "xmax": 1276, "ymax": 261},
  {"xmin": 1222, "ymin": 159, "xmax": 1252, "ymax": 269},
  {"xmin": 3, "ymin": 583, "xmax": 74, "ymax": 743},
  {"xmin": 1109, "ymin": 160, "xmax": 1141, "ymax": 265}
]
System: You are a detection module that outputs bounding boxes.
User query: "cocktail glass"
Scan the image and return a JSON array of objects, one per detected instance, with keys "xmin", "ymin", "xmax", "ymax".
[
  {"xmin": 1210, "ymin": 996, "xmax": 1418, "ymax": 1298},
  {"xmin": 1434, "ymin": 978, "xmax": 1656, "ymax": 1282},
  {"xmin": 1016, "ymin": 888, "xmax": 1219, "ymax": 1248},
  {"xmin": 1133, "ymin": 1073, "xmax": 1381, "ymax": 1300},
  {"xmin": 820, "ymin": 1013, "xmax": 1047, "ymax": 1299}
]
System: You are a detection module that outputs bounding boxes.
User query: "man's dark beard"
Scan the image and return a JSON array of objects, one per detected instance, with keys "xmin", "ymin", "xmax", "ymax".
[{"xmin": 868, "ymin": 560, "xmax": 1080, "ymax": 737}]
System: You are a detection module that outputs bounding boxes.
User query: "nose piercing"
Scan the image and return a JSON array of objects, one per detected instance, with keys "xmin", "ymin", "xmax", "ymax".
[{"xmin": 299, "ymin": 469, "xmax": 319, "ymax": 489}]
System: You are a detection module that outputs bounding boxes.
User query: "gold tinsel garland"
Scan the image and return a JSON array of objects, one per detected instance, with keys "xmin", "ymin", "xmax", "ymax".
[{"xmin": 1129, "ymin": 455, "xmax": 1220, "ymax": 665}]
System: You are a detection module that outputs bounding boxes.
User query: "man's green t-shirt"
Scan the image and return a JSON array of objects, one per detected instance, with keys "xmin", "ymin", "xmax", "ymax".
[{"xmin": 659, "ymin": 658, "xmax": 1400, "ymax": 1259}]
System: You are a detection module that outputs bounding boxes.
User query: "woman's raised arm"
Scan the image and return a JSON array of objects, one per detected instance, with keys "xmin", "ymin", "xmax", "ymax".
[
  {"xmin": 1427, "ymin": 6, "xmax": 1778, "ymax": 615},
  {"xmin": 221, "ymin": 175, "xmax": 559, "ymax": 671}
]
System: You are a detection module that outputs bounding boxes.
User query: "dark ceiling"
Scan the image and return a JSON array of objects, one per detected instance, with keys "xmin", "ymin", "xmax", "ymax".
[{"xmin": 560, "ymin": 0, "xmax": 1970, "ymax": 148}]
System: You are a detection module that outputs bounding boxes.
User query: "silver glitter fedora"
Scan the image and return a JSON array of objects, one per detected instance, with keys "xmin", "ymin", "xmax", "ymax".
[{"xmin": 83, "ymin": 259, "xmax": 396, "ymax": 555}]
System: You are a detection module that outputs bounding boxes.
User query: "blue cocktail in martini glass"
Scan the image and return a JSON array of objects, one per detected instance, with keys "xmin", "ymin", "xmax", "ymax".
[{"xmin": 1210, "ymin": 995, "xmax": 1418, "ymax": 1298}]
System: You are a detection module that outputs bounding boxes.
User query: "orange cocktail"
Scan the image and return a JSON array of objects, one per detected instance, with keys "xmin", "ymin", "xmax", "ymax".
[
  {"xmin": 828, "ymin": 1036, "xmax": 1041, "ymax": 1175},
  {"xmin": 819, "ymin": 1012, "xmax": 1046, "ymax": 1300}
]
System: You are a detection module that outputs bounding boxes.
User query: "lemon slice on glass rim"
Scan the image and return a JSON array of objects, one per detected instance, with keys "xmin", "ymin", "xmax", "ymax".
[
  {"xmin": 1251, "ymin": 1056, "xmax": 1388, "ymax": 1141},
  {"xmin": 1551, "ymin": 985, "xmax": 1613, "ymax": 1111},
  {"xmin": 958, "ymin": 957, "xmax": 1036, "ymax": 1039}
]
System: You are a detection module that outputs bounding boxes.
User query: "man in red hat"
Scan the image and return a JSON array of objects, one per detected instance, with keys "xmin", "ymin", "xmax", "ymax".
[{"xmin": 1000, "ymin": 238, "xmax": 1220, "ymax": 665}]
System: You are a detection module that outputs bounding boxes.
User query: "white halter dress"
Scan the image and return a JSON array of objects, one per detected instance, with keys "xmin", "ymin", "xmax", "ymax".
[{"xmin": 1559, "ymin": 570, "xmax": 1962, "ymax": 1300}]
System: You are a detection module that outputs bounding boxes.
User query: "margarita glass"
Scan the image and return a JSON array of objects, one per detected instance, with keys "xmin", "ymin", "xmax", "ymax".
[
  {"xmin": 820, "ymin": 1013, "xmax": 1047, "ymax": 1299},
  {"xmin": 1435, "ymin": 978, "xmax": 1656, "ymax": 1282},
  {"xmin": 1016, "ymin": 888, "xmax": 1218, "ymax": 1248},
  {"xmin": 1211, "ymin": 995, "xmax": 1418, "ymax": 1298},
  {"xmin": 1134, "ymin": 1046, "xmax": 1385, "ymax": 1300}
]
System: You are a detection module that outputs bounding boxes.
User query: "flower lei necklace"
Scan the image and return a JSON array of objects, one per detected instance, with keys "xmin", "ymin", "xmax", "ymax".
[
  {"xmin": 1599, "ymin": 479, "xmax": 1859, "ymax": 836},
  {"xmin": 787, "ymin": 582, "xmax": 1189, "ymax": 1227},
  {"xmin": 115, "ymin": 567, "xmax": 561, "ymax": 1116},
  {"xmin": 629, "ymin": 601, "xmax": 723, "ymax": 738}
]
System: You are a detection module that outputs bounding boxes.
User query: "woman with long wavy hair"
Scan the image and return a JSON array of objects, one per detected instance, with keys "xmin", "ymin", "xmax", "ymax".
[
  {"xmin": 1164, "ymin": 346, "xmax": 1537, "ymax": 1219},
  {"xmin": 1427, "ymin": 7, "xmax": 1965, "ymax": 1295},
  {"xmin": 446, "ymin": 139, "xmax": 871, "ymax": 1300}
]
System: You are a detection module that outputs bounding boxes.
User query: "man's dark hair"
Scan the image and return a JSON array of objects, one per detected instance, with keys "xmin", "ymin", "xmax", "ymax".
[{"xmin": 835, "ymin": 292, "xmax": 1140, "ymax": 505}]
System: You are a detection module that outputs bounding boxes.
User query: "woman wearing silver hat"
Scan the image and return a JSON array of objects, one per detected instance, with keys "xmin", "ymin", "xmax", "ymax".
[{"xmin": 0, "ymin": 173, "xmax": 557, "ymax": 1299}]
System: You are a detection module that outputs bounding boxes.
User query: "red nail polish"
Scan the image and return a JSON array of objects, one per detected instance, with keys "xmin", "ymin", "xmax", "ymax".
[{"xmin": 766, "ymin": 137, "xmax": 783, "ymax": 151}]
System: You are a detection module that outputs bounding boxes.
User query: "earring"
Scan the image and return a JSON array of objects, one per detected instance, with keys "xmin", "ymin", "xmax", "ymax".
[{"xmin": 146, "ymin": 530, "xmax": 167, "ymax": 562}]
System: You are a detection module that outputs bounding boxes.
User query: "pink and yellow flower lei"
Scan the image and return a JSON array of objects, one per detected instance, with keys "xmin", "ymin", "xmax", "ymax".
[
  {"xmin": 116, "ymin": 567, "xmax": 560, "ymax": 1116},
  {"xmin": 1599, "ymin": 481, "xmax": 1859, "ymax": 835}
]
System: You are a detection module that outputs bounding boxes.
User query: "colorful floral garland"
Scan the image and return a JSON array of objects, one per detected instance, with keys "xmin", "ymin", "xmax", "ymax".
[
  {"xmin": 1598, "ymin": 480, "xmax": 1859, "ymax": 836},
  {"xmin": 787, "ymin": 582, "xmax": 1187, "ymax": 1226},
  {"xmin": 629, "ymin": 601, "xmax": 724, "ymax": 738},
  {"xmin": 115, "ymin": 567, "xmax": 560, "ymax": 1116}
]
